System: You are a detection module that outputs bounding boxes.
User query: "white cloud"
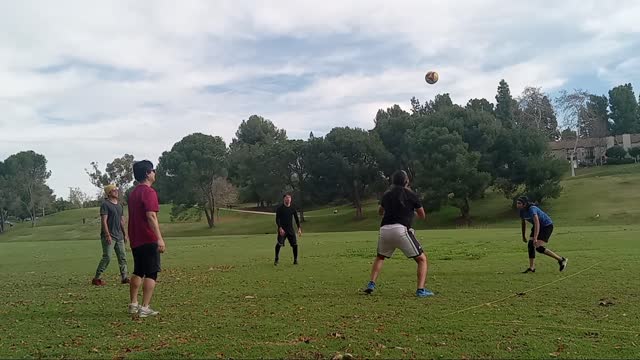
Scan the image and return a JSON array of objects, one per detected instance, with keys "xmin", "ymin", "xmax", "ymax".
[{"xmin": 1, "ymin": 0, "xmax": 639, "ymax": 198}]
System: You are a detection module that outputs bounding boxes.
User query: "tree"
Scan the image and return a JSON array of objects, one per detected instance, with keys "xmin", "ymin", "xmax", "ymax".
[
  {"xmin": 324, "ymin": 127, "xmax": 392, "ymax": 218},
  {"xmin": 86, "ymin": 154, "xmax": 135, "ymax": 197},
  {"xmin": 228, "ymin": 115, "xmax": 288, "ymax": 207},
  {"xmin": 231, "ymin": 114, "xmax": 287, "ymax": 147},
  {"xmin": 606, "ymin": 146, "xmax": 627, "ymax": 160},
  {"xmin": 432, "ymin": 94, "xmax": 454, "ymax": 112},
  {"xmin": 52, "ymin": 197, "xmax": 74, "ymax": 213},
  {"xmin": 516, "ymin": 87, "xmax": 559, "ymax": 140},
  {"xmin": 580, "ymin": 95, "xmax": 609, "ymax": 138},
  {"xmin": 212, "ymin": 177, "xmax": 239, "ymax": 217},
  {"xmin": 555, "ymin": 89, "xmax": 592, "ymax": 176},
  {"xmin": 0, "ymin": 161, "xmax": 12, "ymax": 233},
  {"xmin": 487, "ymin": 127, "xmax": 563, "ymax": 203},
  {"xmin": 628, "ymin": 147, "xmax": 640, "ymax": 162},
  {"xmin": 68, "ymin": 187, "xmax": 92, "ymax": 208},
  {"xmin": 282, "ymin": 139, "xmax": 313, "ymax": 221},
  {"xmin": 303, "ymin": 136, "xmax": 343, "ymax": 207},
  {"xmin": 466, "ymin": 98, "xmax": 495, "ymax": 115},
  {"xmin": 3, "ymin": 151, "xmax": 52, "ymax": 227},
  {"xmin": 561, "ymin": 128, "xmax": 577, "ymax": 140},
  {"xmin": 522, "ymin": 156, "xmax": 565, "ymax": 203},
  {"xmin": 495, "ymin": 80, "xmax": 515, "ymax": 129},
  {"xmin": 410, "ymin": 126, "xmax": 491, "ymax": 224},
  {"xmin": 156, "ymin": 133, "xmax": 228, "ymax": 228},
  {"xmin": 373, "ymin": 105, "xmax": 416, "ymax": 178},
  {"xmin": 609, "ymin": 84, "xmax": 640, "ymax": 135}
]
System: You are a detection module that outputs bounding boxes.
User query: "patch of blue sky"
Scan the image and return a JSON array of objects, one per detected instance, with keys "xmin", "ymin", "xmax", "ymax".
[{"xmin": 36, "ymin": 59, "xmax": 151, "ymax": 82}]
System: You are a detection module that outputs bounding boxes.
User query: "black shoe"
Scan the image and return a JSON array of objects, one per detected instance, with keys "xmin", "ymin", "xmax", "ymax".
[
  {"xmin": 522, "ymin": 268, "xmax": 535, "ymax": 273},
  {"xmin": 293, "ymin": 260, "xmax": 298, "ymax": 265},
  {"xmin": 559, "ymin": 258, "xmax": 568, "ymax": 272},
  {"xmin": 274, "ymin": 259, "xmax": 279, "ymax": 266}
]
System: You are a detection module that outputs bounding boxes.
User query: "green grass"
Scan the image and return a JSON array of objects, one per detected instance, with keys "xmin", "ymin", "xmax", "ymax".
[
  {"xmin": 1, "ymin": 226, "xmax": 639, "ymax": 358},
  {"xmin": 1, "ymin": 165, "xmax": 639, "ymax": 358}
]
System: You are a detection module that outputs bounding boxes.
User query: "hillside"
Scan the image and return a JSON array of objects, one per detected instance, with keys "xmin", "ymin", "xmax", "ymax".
[{"xmin": 1, "ymin": 164, "xmax": 638, "ymax": 242}]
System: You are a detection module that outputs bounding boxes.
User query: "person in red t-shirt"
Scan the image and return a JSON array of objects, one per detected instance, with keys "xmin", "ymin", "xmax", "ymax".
[{"xmin": 127, "ymin": 160, "xmax": 166, "ymax": 318}]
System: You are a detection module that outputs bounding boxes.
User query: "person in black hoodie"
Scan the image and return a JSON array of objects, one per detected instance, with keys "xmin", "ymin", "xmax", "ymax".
[{"xmin": 274, "ymin": 193, "xmax": 302, "ymax": 265}]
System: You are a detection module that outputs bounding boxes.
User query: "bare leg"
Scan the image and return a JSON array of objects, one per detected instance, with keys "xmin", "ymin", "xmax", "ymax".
[
  {"xmin": 130, "ymin": 275, "xmax": 142, "ymax": 304},
  {"xmin": 535, "ymin": 240, "xmax": 563, "ymax": 261},
  {"xmin": 414, "ymin": 253, "xmax": 428, "ymax": 289},
  {"xmin": 141, "ymin": 278, "xmax": 156, "ymax": 307},
  {"xmin": 544, "ymin": 249, "xmax": 563, "ymax": 261},
  {"xmin": 370, "ymin": 255, "xmax": 386, "ymax": 282}
]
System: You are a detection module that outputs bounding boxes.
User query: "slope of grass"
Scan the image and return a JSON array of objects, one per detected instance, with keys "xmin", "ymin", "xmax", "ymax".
[
  {"xmin": 1, "ymin": 164, "xmax": 638, "ymax": 242},
  {"xmin": 0, "ymin": 226, "xmax": 639, "ymax": 358}
]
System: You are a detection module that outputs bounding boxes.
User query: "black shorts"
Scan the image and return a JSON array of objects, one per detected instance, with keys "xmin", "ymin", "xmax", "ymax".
[
  {"xmin": 277, "ymin": 232, "xmax": 297, "ymax": 247},
  {"xmin": 530, "ymin": 224, "xmax": 554, "ymax": 242},
  {"xmin": 132, "ymin": 243, "xmax": 161, "ymax": 277}
]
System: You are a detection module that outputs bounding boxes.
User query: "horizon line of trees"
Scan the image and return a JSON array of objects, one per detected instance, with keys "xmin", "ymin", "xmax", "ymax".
[{"xmin": 2, "ymin": 80, "xmax": 640, "ymax": 232}]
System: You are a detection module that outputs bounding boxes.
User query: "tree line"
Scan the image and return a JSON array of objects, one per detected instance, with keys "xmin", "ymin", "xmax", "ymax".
[{"xmin": 2, "ymin": 80, "xmax": 639, "ymax": 232}]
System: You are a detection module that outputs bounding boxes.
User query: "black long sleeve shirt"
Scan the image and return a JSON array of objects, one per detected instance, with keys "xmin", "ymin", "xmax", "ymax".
[{"xmin": 275, "ymin": 204, "xmax": 300, "ymax": 234}]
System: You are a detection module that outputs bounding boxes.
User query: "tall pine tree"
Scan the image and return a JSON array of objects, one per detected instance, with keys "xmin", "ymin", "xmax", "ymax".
[
  {"xmin": 609, "ymin": 84, "xmax": 639, "ymax": 135},
  {"xmin": 495, "ymin": 80, "xmax": 515, "ymax": 129}
]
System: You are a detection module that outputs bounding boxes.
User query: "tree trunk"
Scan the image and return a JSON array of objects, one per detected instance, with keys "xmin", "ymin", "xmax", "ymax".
[
  {"xmin": 460, "ymin": 197, "xmax": 472, "ymax": 226},
  {"xmin": 298, "ymin": 187, "xmax": 305, "ymax": 222},
  {"xmin": 204, "ymin": 207, "xmax": 214, "ymax": 228},
  {"xmin": 353, "ymin": 180, "xmax": 363, "ymax": 219},
  {"xmin": 0, "ymin": 210, "xmax": 5, "ymax": 233}
]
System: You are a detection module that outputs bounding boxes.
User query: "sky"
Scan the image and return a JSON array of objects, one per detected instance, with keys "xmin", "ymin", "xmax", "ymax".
[{"xmin": 1, "ymin": 0, "xmax": 639, "ymax": 199}]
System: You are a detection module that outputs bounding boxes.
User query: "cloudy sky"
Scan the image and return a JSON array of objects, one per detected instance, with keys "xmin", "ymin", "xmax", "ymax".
[{"xmin": 1, "ymin": 0, "xmax": 639, "ymax": 198}]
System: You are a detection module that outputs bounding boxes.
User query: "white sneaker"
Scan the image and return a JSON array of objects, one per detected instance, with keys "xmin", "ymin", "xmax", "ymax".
[
  {"xmin": 128, "ymin": 304, "xmax": 140, "ymax": 314},
  {"xmin": 138, "ymin": 306, "xmax": 159, "ymax": 318}
]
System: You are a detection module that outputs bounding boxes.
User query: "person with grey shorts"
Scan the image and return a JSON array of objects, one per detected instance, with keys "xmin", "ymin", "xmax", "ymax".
[{"xmin": 363, "ymin": 170, "xmax": 434, "ymax": 297}]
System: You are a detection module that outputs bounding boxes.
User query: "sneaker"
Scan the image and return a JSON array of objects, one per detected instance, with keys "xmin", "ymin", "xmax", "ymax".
[
  {"xmin": 274, "ymin": 259, "xmax": 279, "ymax": 266},
  {"xmin": 121, "ymin": 278, "xmax": 130, "ymax": 284},
  {"xmin": 293, "ymin": 260, "xmax": 298, "ymax": 265},
  {"xmin": 128, "ymin": 304, "xmax": 140, "ymax": 314},
  {"xmin": 138, "ymin": 306, "xmax": 159, "ymax": 318},
  {"xmin": 416, "ymin": 288, "xmax": 434, "ymax": 297},
  {"xmin": 522, "ymin": 268, "xmax": 536, "ymax": 273},
  {"xmin": 91, "ymin": 278, "xmax": 106, "ymax": 286},
  {"xmin": 364, "ymin": 281, "xmax": 376, "ymax": 294},
  {"xmin": 559, "ymin": 257, "xmax": 568, "ymax": 272}
]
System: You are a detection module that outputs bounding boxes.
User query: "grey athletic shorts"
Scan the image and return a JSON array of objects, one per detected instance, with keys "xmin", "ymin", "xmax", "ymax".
[{"xmin": 377, "ymin": 224, "xmax": 424, "ymax": 258}]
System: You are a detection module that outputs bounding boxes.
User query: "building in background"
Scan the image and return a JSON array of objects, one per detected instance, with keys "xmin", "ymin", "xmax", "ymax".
[{"xmin": 549, "ymin": 134, "xmax": 640, "ymax": 166}]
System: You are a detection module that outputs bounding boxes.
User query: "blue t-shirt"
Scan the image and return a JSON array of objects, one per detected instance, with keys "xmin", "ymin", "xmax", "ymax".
[{"xmin": 520, "ymin": 206, "xmax": 553, "ymax": 227}]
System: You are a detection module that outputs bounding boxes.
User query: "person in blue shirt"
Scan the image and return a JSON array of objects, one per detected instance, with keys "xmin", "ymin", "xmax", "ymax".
[{"xmin": 516, "ymin": 196, "xmax": 567, "ymax": 273}]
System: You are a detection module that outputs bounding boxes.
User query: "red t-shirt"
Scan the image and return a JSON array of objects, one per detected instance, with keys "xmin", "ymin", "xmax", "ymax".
[{"xmin": 127, "ymin": 184, "xmax": 160, "ymax": 248}]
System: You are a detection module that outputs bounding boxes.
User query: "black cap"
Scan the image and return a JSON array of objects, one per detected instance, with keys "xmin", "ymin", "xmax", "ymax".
[{"xmin": 133, "ymin": 160, "xmax": 154, "ymax": 182}]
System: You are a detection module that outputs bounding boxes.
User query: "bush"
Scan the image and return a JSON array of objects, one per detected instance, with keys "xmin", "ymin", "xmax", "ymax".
[
  {"xmin": 606, "ymin": 157, "xmax": 635, "ymax": 165},
  {"xmin": 605, "ymin": 145, "xmax": 627, "ymax": 160},
  {"xmin": 628, "ymin": 147, "xmax": 640, "ymax": 161}
]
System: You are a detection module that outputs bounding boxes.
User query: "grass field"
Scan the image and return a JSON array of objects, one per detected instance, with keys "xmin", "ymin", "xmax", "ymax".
[
  {"xmin": 1, "ymin": 226, "xmax": 639, "ymax": 359},
  {"xmin": 1, "ymin": 164, "xmax": 639, "ymax": 358}
]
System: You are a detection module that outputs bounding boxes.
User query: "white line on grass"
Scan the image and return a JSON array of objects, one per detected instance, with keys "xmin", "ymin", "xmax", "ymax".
[
  {"xmin": 444, "ymin": 262, "xmax": 602, "ymax": 317},
  {"xmin": 487, "ymin": 321, "xmax": 640, "ymax": 334}
]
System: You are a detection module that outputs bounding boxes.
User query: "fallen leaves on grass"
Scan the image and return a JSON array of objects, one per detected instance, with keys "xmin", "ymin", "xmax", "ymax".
[{"xmin": 598, "ymin": 298, "xmax": 615, "ymax": 306}]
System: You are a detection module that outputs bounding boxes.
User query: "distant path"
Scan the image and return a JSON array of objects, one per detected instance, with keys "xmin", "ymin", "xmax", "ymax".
[
  {"xmin": 221, "ymin": 208, "xmax": 333, "ymax": 218},
  {"xmin": 222, "ymin": 208, "xmax": 274, "ymax": 216}
]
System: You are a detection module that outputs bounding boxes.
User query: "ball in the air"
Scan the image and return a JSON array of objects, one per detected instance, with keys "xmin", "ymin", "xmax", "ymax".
[{"xmin": 425, "ymin": 71, "xmax": 439, "ymax": 84}]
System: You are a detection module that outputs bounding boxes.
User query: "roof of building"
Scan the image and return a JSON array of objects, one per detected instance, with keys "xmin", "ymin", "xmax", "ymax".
[{"xmin": 549, "ymin": 133, "xmax": 640, "ymax": 150}]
